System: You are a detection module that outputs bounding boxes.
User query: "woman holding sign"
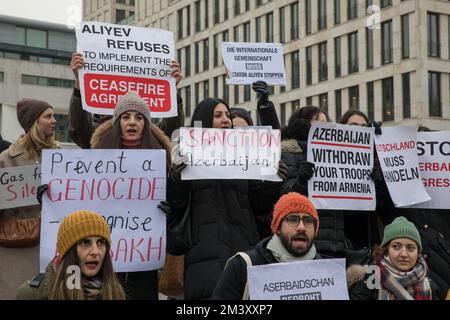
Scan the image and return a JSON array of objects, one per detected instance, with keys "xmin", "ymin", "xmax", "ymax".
[
  {"xmin": 90, "ymin": 90, "xmax": 172, "ymax": 300},
  {"xmin": 16, "ymin": 210, "xmax": 125, "ymax": 300},
  {"xmin": 348, "ymin": 216, "xmax": 432, "ymax": 300},
  {"xmin": 0, "ymin": 98, "xmax": 58, "ymax": 299},
  {"xmin": 168, "ymin": 98, "xmax": 287, "ymax": 300}
]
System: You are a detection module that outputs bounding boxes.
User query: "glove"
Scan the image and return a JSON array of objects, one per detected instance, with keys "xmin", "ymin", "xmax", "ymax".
[
  {"xmin": 170, "ymin": 159, "xmax": 187, "ymax": 181},
  {"xmin": 297, "ymin": 161, "xmax": 315, "ymax": 184},
  {"xmin": 367, "ymin": 121, "xmax": 382, "ymax": 135},
  {"xmin": 158, "ymin": 201, "xmax": 172, "ymax": 216},
  {"xmin": 277, "ymin": 161, "xmax": 289, "ymax": 181},
  {"xmin": 252, "ymin": 81, "xmax": 270, "ymax": 106},
  {"xmin": 37, "ymin": 184, "xmax": 48, "ymax": 205}
]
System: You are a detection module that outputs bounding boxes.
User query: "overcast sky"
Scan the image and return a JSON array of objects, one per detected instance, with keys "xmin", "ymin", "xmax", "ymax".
[{"xmin": 2, "ymin": 0, "xmax": 82, "ymax": 27}]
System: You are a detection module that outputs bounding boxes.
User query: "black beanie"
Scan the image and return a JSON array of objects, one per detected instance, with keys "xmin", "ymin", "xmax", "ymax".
[{"xmin": 16, "ymin": 98, "xmax": 53, "ymax": 133}]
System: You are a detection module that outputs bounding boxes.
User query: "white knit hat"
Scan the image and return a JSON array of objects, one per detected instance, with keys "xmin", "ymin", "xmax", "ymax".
[{"xmin": 113, "ymin": 91, "xmax": 151, "ymax": 124}]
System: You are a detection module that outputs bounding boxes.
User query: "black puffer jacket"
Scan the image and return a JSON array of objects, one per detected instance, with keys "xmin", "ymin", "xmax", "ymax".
[
  {"xmin": 168, "ymin": 178, "xmax": 278, "ymax": 300},
  {"xmin": 375, "ymin": 177, "xmax": 450, "ymax": 300},
  {"xmin": 280, "ymin": 138, "xmax": 349, "ymax": 259},
  {"xmin": 212, "ymin": 237, "xmax": 323, "ymax": 300}
]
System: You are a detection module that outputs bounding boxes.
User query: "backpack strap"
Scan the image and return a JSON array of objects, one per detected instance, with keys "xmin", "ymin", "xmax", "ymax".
[{"xmin": 226, "ymin": 252, "xmax": 252, "ymax": 300}]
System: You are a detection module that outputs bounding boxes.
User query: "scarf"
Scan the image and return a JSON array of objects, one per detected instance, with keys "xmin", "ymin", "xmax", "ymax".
[
  {"xmin": 121, "ymin": 136, "xmax": 141, "ymax": 148},
  {"xmin": 267, "ymin": 235, "xmax": 317, "ymax": 263},
  {"xmin": 378, "ymin": 256, "xmax": 432, "ymax": 300},
  {"xmin": 82, "ymin": 277, "xmax": 103, "ymax": 300}
]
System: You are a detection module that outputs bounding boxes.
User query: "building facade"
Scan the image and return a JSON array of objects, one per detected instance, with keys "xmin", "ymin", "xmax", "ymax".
[
  {"xmin": 0, "ymin": 15, "xmax": 76, "ymax": 144},
  {"xmin": 83, "ymin": 0, "xmax": 450, "ymax": 129}
]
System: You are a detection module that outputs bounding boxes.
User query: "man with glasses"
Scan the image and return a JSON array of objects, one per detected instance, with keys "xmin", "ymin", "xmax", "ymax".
[{"xmin": 212, "ymin": 192, "xmax": 324, "ymax": 300}]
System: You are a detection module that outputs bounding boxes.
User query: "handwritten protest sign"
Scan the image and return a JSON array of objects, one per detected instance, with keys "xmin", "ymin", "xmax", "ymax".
[
  {"xmin": 0, "ymin": 165, "xmax": 40, "ymax": 210},
  {"xmin": 176, "ymin": 127, "xmax": 281, "ymax": 181},
  {"xmin": 221, "ymin": 42, "xmax": 287, "ymax": 85},
  {"xmin": 76, "ymin": 21, "xmax": 177, "ymax": 117},
  {"xmin": 307, "ymin": 122, "xmax": 375, "ymax": 210},
  {"xmin": 247, "ymin": 259, "xmax": 348, "ymax": 300},
  {"xmin": 408, "ymin": 131, "xmax": 450, "ymax": 209},
  {"xmin": 375, "ymin": 126, "xmax": 430, "ymax": 207},
  {"xmin": 40, "ymin": 149, "xmax": 167, "ymax": 273}
]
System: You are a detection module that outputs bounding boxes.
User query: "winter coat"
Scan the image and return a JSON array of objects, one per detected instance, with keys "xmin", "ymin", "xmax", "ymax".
[
  {"xmin": 15, "ymin": 261, "xmax": 55, "ymax": 300},
  {"xmin": 256, "ymin": 101, "xmax": 281, "ymax": 129},
  {"xmin": 212, "ymin": 237, "xmax": 323, "ymax": 300},
  {"xmin": 167, "ymin": 177, "xmax": 279, "ymax": 300},
  {"xmin": 69, "ymin": 88, "xmax": 185, "ymax": 149},
  {"xmin": 90, "ymin": 120, "xmax": 172, "ymax": 300},
  {"xmin": 374, "ymin": 178, "xmax": 450, "ymax": 300},
  {"xmin": 346, "ymin": 264, "xmax": 377, "ymax": 300},
  {"xmin": 0, "ymin": 141, "xmax": 42, "ymax": 299},
  {"xmin": 0, "ymin": 134, "xmax": 11, "ymax": 153}
]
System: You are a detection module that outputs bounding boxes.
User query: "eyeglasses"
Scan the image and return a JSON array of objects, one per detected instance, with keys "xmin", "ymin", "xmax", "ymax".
[
  {"xmin": 284, "ymin": 215, "xmax": 315, "ymax": 227},
  {"xmin": 389, "ymin": 243, "xmax": 418, "ymax": 253}
]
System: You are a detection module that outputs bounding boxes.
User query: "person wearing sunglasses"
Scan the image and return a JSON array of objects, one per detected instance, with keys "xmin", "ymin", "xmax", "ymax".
[{"xmin": 212, "ymin": 192, "xmax": 323, "ymax": 300}]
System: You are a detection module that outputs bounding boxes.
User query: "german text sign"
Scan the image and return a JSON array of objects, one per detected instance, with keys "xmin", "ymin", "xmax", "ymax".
[
  {"xmin": 76, "ymin": 21, "xmax": 177, "ymax": 117},
  {"xmin": 177, "ymin": 127, "xmax": 281, "ymax": 181},
  {"xmin": 307, "ymin": 122, "xmax": 375, "ymax": 210},
  {"xmin": 40, "ymin": 149, "xmax": 167, "ymax": 273},
  {"xmin": 409, "ymin": 131, "xmax": 450, "ymax": 209},
  {"xmin": 247, "ymin": 258, "xmax": 349, "ymax": 300},
  {"xmin": 375, "ymin": 126, "xmax": 430, "ymax": 207},
  {"xmin": 221, "ymin": 42, "xmax": 287, "ymax": 85},
  {"xmin": 0, "ymin": 165, "xmax": 40, "ymax": 210}
]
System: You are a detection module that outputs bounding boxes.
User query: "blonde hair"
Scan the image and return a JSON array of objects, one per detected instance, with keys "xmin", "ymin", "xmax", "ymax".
[{"xmin": 17, "ymin": 121, "xmax": 57, "ymax": 160}]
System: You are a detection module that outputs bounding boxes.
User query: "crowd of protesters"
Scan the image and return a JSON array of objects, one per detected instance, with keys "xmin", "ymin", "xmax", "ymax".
[{"xmin": 0, "ymin": 51, "xmax": 448, "ymax": 301}]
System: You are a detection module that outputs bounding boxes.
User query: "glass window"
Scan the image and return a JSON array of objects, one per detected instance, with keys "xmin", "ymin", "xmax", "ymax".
[
  {"xmin": 402, "ymin": 73, "xmax": 411, "ymax": 119},
  {"xmin": 185, "ymin": 86, "xmax": 191, "ymax": 117},
  {"xmin": 195, "ymin": 1, "xmax": 201, "ymax": 32},
  {"xmin": 347, "ymin": 0, "xmax": 357, "ymax": 20},
  {"xmin": 334, "ymin": 0, "xmax": 341, "ymax": 25},
  {"xmin": 243, "ymin": 22, "xmax": 250, "ymax": 42},
  {"xmin": 222, "ymin": 76, "xmax": 229, "ymax": 103},
  {"xmin": 203, "ymin": 39, "xmax": 209, "ymax": 71},
  {"xmin": 291, "ymin": 2, "xmax": 299, "ymax": 40},
  {"xmin": 382, "ymin": 77, "xmax": 394, "ymax": 121},
  {"xmin": 26, "ymin": 28, "xmax": 47, "ymax": 48},
  {"xmin": 279, "ymin": 7, "xmax": 286, "ymax": 43},
  {"xmin": 224, "ymin": 0, "xmax": 229, "ymax": 20},
  {"xmin": 177, "ymin": 9, "xmax": 183, "ymax": 39},
  {"xmin": 234, "ymin": 85, "xmax": 239, "ymax": 104},
  {"xmin": 266, "ymin": 13, "xmax": 274, "ymax": 42},
  {"xmin": 401, "ymin": 14, "xmax": 409, "ymax": 59},
  {"xmin": 186, "ymin": 6, "xmax": 191, "ymax": 36},
  {"xmin": 367, "ymin": 82, "xmax": 374, "ymax": 121},
  {"xmin": 427, "ymin": 13, "xmax": 440, "ymax": 57},
  {"xmin": 306, "ymin": 96, "xmax": 313, "ymax": 106},
  {"xmin": 213, "ymin": 34, "xmax": 219, "ymax": 67},
  {"xmin": 306, "ymin": 46, "xmax": 312, "ymax": 85},
  {"xmin": 195, "ymin": 82, "xmax": 200, "ymax": 106},
  {"xmin": 234, "ymin": 0, "xmax": 240, "ymax": 16},
  {"xmin": 244, "ymin": 85, "xmax": 251, "ymax": 102},
  {"xmin": 366, "ymin": 28, "xmax": 373, "ymax": 68},
  {"xmin": 255, "ymin": 16, "xmax": 261, "ymax": 42},
  {"xmin": 185, "ymin": 46, "xmax": 191, "ymax": 77},
  {"xmin": 380, "ymin": 0, "xmax": 392, "ymax": 9},
  {"xmin": 55, "ymin": 114, "xmax": 72, "ymax": 143},
  {"xmin": 335, "ymin": 37, "xmax": 341, "ymax": 78},
  {"xmin": 319, "ymin": 42, "xmax": 328, "ymax": 82},
  {"xmin": 214, "ymin": 0, "xmax": 220, "ymax": 24},
  {"xmin": 348, "ymin": 85, "xmax": 359, "ymax": 109},
  {"xmin": 16, "ymin": 27, "xmax": 26, "ymax": 45},
  {"xmin": 116, "ymin": 9, "xmax": 125, "ymax": 23},
  {"xmin": 348, "ymin": 32, "xmax": 358, "ymax": 73},
  {"xmin": 382, "ymin": 20, "xmax": 393, "ymax": 64},
  {"xmin": 204, "ymin": 0, "xmax": 209, "ymax": 28},
  {"xmin": 195, "ymin": 42, "xmax": 200, "ymax": 73},
  {"xmin": 291, "ymin": 51, "xmax": 300, "ymax": 89},
  {"xmin": 335, "ymin": 90, "xmax": 342, "ymax": 121},
  {"xmin": 280, "ymin": 103, "xmax": 286, "ymax": 126},
  {"xmin": 318, "ymin": 0, "xmax": 327, "ymax": 31},
  {"xmin": 214, "ymin": 76, "xmax": 219, "ymax": 97},
  {"xmin": 0, "ymin": 71, "xmax": 4, "ymax": 82},
  {"xmin": 306, "ymin": 0, "xmax": 311, "ymax": 35},
  {"xmin": 319, "ymin": 93, "xmax": 328, "ymax": 114},
  {"xmin": 428, "ymin": 72, "xmax": 441, "ymax": 117}
]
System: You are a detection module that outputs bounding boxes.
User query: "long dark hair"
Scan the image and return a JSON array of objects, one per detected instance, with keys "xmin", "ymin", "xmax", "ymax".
[
  {"xmin": 339, "ymin": 109, "xmax": 369, "ymax": 125},
  {"xmin": 190, "ymin": 98, "xmax": 230, "ymax": 128},
  {"xmin": 48, "ymin": 242, "xmax": 125, "ymax": 300},
  {"xmin": 281, "ymin": 106, "xmax": 328, "ymax": 141},
  {"xmin": 230, "ymin": 107, "xmax": 254, "ymax": 126},
  {"xmin": 96, "ymin": 118, "xmax": 163, "ymax": 150}
]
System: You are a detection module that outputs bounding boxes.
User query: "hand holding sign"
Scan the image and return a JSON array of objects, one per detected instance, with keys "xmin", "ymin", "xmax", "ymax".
[
  {"xmin": 170, "ymin": 60, "xmax": 182, "ymax": 86},
  {"xmin": 71, "ymin": 52, "xmax": 84, "ymax": 89}
]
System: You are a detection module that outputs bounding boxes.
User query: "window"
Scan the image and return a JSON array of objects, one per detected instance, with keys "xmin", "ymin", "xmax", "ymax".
[
  {"xmin": 335, "ymin": 90, "xmax": 342, "ymax": 121},
  {"xmin": 55, "ymin": 114, "xmax": 72, "ymax": 143},
  {"xmin": 243, "ymin": 22, "xmax": 250, "ymax": 42},
  {"xmin": 348, "ymin": 32, "xmax": 358, "ymax": 73},
  {"xmin": 22, "ymin": 75, "xmax": 74, "ymax": 88},
  {"xmin": 305, "ymin": 0, "xmax": 311, "ymax": 35},
  {"xmin": 382, "ymin": 20, "xmax": 393, "ymax": 64},
  {"xmin": 234, "ymin": 0, "xmax": 240, "ymax": 16},
  {"xmin": 186, "ymin": 5, "xmax": 191, "ymax": 36},
  {"xmin": 214, "ymin": 0, "xmax": 220, "ymax": 24},
  {"xmin": 306, "ymin": 46, "xmax": 312, "ymax": 85},
  {"xmin": 366, "ymin": 28, "xmax": 373, "ymax": 68},
  {"xmin": 306, "ymin": 96, "xmax": 313, "ymax": 106},
  {"xmin": 0, "ymin": 71, "xmax": 4, "ymax": 82},
  {"xmin": 244, "ymin": 85, "xmax": 251, "ymax": 102},
  {"xmin": 224, "ymin": 0, "xmax": 229, "ymax": 20},
  {"xmin": 319, "ymin": 93, "xmax": 328, "ymax": 114},
  {"xmin": 279, "ymin": 7, "xmax": 286, "ymax": 43},
  {"xmin": 214, "ymin": 76, "xmax": 219, "ymax": 97},
  {"xmin": 245, "ymin": 0, "xmax": 250, "ymax": 11},
  {"xmin": 334, "ymin": 0, "xmax": 341, "ymax": 25},
  {"xmin": 348, "ymin": 85, "xmax": 359, "ymax": 109},
  {"xmin": 280, "ymin": 103, "xmax": 286, "ymax": 126},
  {"xmin": 291, "ymin": 51, "xmax": 300, "ymax": 89},
  {"xmin": 428, "ymin": 13, "xmax": 440, "ymax": 57},
  {"xmin": 335, "ymin": 37, "xmax": 341, "ymax": 78},
  {"xmin": 222, "ymin": 76, "xmax": 229, "ymax": 103},
  {"xmin": 203, "ymin": 80, "xmax": 209, "ymax": 99},
  {"xmin": 402, "ymin": 73, "xmax": 411, "ymax": 119},
  {"xmin": 222, "ymin": 30, "xmax": 229, "ymax": 42},
  {"xmin": 203, "ymin": 39, "xmax": 209, "ymax": 71},
  {"xmin": 367, "ymin": 82, "xmax": 374, "ymax": 121},
  {"xmin": 347, "ymin": 0, "xmax": 357, "ymax": 20},
  {"xmin": 428, "ymin": 72, "xmax": 441, "ymax": 117},
  {"xmin": 291, "ymin": 2, "xmax": 299, "ymax": 40},
  {"xmin": 25, "ymin": 28, "xmax": 47, "ymax": 48},
  {"xmin": 401, "ymin": 15, "xmax": 409, "ymax": 59},
  {"xmin": 380, "ymin": 0, "xmax": 392, "ymax": 9},
  {"xmin": 234, "ymin": 85, "xmax": 239, "ymax": 104},
  {"xmin": 319, "ymin": 42, "xmax": 328, "ymax": 81},
  {"xmin": 292, "ymin": 100, "xmax": 300, "ymax": 114},
  {"xmin": 233, "ymin": 25, "xmax": 239, "ymax": 41},
  {"xmin": 382, "ymin": 77, "xmax": 394, "ymax": 121},
  {"xmin": 182, "ymin": 86, "xmax": 190, "ymax": 117},
  {"xmin": 195, "ymin": 1, "xmax": 201, "ymax": 32},
  {"xmin": 185, "ymin": 46, "xmax": 191, "ymax": 77},
  {"xmin": 266, "ymin": 13, "xmax": 274, "ymax": 42},
  {"xmin": 195, "ymin": 82, "xmax": 200, "ymax": 106},
  {"xmin": 213, "ymin": 34, "xmax": 219, "ymax": 67},
  {"xmin": 366, "ymin": 0, "xmax": 373, "ymax": 10},
  {"xmin": 177, "ymin": 9, "xmax": 183, "ymax": 39},
  {"xmin": 255, "ymin": 17, "xmax": 261, "ymax": 42},
  {"xmin": 204, "ymin": 0, "xmax": 209, "ymax": 28},
  {"xmin": 116, "ymin": 9, "xmax": 125, "ymax": 23},
  {"xmin": 195, "ymin": 42, "xmax": 200, "ymax": 73},
  {"xmin": 318, "ymin": 0, "xmax": 327, "ymax": 31}
]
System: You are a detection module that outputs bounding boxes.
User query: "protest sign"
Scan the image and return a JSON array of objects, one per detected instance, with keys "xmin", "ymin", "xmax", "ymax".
[
  {"xmin": 221, "ymin": 42, "xmax": 287, "ymax": 85},
  {"xmin": 76, "ymin": 21, "xmax": 177, "ymax": 117},
  {"xmin": 307, "ymin": 122, "xmax": 375, "ymax": 210},
  {"xmin": 0, "ymin": 165, "xmax": 40, "ymax": 210},
  {"xmin": 375, "ymin": 126, "xmax": 430, "ymax": 207},
  {"xmin": 408, "ymin": 131, "xmax": 450, "ymax": 209},
  {"xmin": 247, "ymin": 259, "xmax": 348, "ymax": 300},
  {"xmin": 40, "ymin": 149, "xmax": 166, "ymax": 273},
  {"xmin": 176, "ymin": 127, "xmax": 281, "ymax": 181}
]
